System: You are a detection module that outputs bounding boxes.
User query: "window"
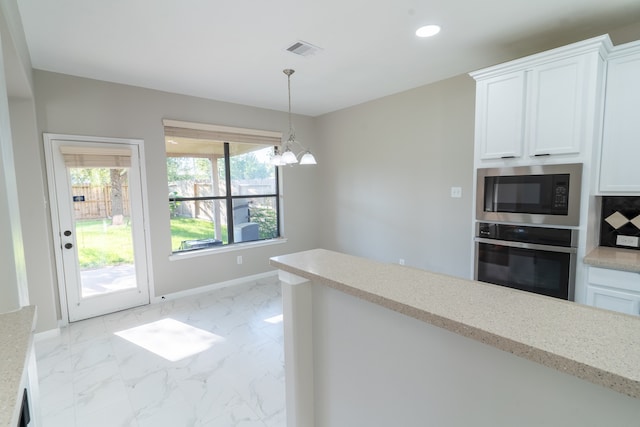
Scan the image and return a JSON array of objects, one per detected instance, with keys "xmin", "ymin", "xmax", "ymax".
[{"xmin": 164, "ymin": 120, "xmax": 281, "ymax": 253}]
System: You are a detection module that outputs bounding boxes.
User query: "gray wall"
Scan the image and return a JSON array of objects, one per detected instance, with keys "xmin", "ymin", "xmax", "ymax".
[
  {"xmin": 0, "ymin": 40, "xmax": 22, "ymax": 312},
  {"xmin": 9, "ymin": 96, "xmax": 58, "ymax": 328},
  {"xmin": 315, "ymin": 75, "xmax": 476, "ymax": 278},
  {"xmin": 29, "ymin": 71, "xmax": 321, "ymax": 330},
  {"xmin": 0, "ymin": 4, "xmax": 30, "ymax": 313}
]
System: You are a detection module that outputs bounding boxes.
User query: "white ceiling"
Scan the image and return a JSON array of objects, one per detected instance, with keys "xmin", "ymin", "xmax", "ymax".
[{"xmin": 16, "ymin": 0, "xmax": 640, "ymax": 117}]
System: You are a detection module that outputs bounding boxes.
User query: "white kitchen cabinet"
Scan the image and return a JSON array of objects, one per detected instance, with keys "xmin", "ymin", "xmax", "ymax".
[
  {"xmin": 474, "ymin": 71, "xmax": 525, "ymax": 159},
  {"xmin": 471, "ymin": 35, "xmax": 610, "ymax": 162},
  {"xmin": 526, "ymin": 55, "xmax": 590, "ymax": 156},
  {"xmin": 586, "ymin": 266, "xmax": 640, "ymax": 316},
  {"xmin": 598, "ymin": 41, "xmax": 640, "ymax": 194}
]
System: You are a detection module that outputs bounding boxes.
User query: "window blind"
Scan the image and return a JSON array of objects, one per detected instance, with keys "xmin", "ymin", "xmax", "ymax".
[
  {"xmin": 59, "ymin": 145, "xmax": 132, "ymax": 168},
  {"xmin": 162, "ymin": 119, "xmax": 282, "ymax": 146}
]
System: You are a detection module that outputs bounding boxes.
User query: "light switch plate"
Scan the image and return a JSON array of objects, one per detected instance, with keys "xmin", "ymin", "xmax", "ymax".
[
  {"xmin": 616, "ymin": 235, "xmax": 639, "ymax": 248},
  {"xmin": 450, "ymin": 187, "xmax": 462, "ymax": 198}
]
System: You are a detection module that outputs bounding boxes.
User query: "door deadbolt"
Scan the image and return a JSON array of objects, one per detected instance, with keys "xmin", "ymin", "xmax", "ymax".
[
  {"xmin": 64, "ymin": 243, "xmax": 73, "ymax": 249},
  {"xmin": 64, "ymin": 230, "xmax": 72, "ymax": 236}
]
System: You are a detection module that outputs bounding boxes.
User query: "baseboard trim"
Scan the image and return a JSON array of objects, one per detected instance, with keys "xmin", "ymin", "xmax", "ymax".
[
  {"xmin": 150, "ymin": 270, "xmax": 278, "ymax": 303},
  {"xmin": 34, "ymin": 327, "xmax": 62, "ymax": 342},
  {"xmin": 43, "ymin": 271, "xmax": 280, "ymax": 330}
]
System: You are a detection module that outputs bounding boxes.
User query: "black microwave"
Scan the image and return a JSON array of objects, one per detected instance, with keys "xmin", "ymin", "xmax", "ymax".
[{"xmin": 476, "ymin": 163, "xmax": 582, "ymax": 226}]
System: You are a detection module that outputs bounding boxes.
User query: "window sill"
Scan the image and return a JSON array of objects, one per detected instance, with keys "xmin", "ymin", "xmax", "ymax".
[{"xmin": 169, "ymin": 237, "xmax": 288, "ymax": 261}]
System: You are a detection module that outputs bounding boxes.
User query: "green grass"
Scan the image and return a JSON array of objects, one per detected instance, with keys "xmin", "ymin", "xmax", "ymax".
[
  {"xmin": 170, "ymin": 217, "xmax": 227, "ymax": 251},
  {"xmin": 75, "ymin": 217, "xmax": 227, "ymax": 268},
  {"xmin": 75, "ymin": 219, "xmax": 135, "ymax": 268}
]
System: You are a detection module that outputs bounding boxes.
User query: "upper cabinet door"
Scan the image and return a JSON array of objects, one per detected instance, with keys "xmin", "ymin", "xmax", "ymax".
[
  {"xmin": 475, "ymin": 71, "xmax": 526, "ymax": 160},
  {"xmin": 471, "ymin": 35, "xmax": 610, "ymax": 166},
  {"xmin": 526, "ymin": 56, "xmax": 588, "ymax": 157},
  {"xmin": 599, "ymin": 46, "xmax": 640, "ymax": 194}
]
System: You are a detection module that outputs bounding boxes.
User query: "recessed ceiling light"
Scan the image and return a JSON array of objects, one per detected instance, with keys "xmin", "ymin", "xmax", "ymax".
[{"xmin": 416, "ymin": 25, "xmax": 441, "ymax": 38}]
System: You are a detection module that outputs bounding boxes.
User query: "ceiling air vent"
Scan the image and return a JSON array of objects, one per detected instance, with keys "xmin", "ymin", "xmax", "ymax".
[{"xmin": 285, "ymin": 40, "xmax": 322, "ymax": 57}]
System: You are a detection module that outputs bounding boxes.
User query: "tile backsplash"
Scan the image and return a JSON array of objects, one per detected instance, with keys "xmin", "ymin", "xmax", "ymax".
[{"xmin": 600, "ymin": 196, "xmax": 640, "ymax": 250}]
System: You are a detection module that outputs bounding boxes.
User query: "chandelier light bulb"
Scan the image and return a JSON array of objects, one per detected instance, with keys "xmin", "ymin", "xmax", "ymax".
[
  {"xmin": 300, "ymin": 152, "xmax": 317, "ymax": 165},
  {"xmin": 281, "ymin": 149, "xmax": 298, "ymax": 164}
]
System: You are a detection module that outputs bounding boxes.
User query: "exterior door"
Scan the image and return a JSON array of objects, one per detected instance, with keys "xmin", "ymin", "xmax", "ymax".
[{"xmin": 44, "ymin": 135, "xmax": 150, "ymax": 322}]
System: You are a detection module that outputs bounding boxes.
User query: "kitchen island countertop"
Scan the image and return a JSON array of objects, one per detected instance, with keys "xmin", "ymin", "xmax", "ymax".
[{"xmin": 271, "ymin": 248, "xmax": 640, "ymax": 400}]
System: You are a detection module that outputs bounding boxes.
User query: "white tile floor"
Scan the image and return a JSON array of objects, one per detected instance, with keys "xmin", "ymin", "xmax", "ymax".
[{"xmin": 35, "ymin": 276, "xmax": 286, "ymax": 427}]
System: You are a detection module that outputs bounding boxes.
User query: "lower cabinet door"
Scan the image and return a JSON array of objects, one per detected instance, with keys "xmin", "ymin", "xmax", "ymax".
[{"xmin": 586, "ymin": 285, "xmax": 640, "ymax": 316}]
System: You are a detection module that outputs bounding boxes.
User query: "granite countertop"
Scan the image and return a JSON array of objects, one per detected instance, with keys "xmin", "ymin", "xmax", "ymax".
[
  {"xmin": 271, "ymin": 249, "xmax": 640, "ymax": 400},
  {"xmin": 584, "ymin": 246, "xmax": 640, "ymax": 273},
  {"xmin": 0, "ymin": 306, "xmax": 36, "ymax": 427}
]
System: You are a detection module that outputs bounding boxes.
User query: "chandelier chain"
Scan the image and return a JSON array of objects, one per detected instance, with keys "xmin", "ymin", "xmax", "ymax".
[{"xmin": 285, "ymin": 69, "xmax": 294, "ymax": 137}]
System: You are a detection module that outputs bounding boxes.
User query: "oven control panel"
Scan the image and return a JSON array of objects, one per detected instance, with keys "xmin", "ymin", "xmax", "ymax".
[{"xmin": 476, "ymin": 222, "xmax": 576, "ymax": 247}]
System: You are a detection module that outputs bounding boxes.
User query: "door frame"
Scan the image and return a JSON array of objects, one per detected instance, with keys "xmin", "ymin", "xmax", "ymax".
[{"xmin": 43, "ymin": 133, "xmax": 154, "ymax": 325}]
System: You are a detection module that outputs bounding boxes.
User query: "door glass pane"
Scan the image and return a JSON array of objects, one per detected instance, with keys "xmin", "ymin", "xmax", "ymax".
[{"xmin": 70, "ymin": 167, "xmax": 137, "ymax": 298}]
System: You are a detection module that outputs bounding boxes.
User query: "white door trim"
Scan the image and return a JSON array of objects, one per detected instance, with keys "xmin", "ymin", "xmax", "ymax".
[{"xmin": 43, "ymin": 133, "xmax": 155, "ymax": 325}]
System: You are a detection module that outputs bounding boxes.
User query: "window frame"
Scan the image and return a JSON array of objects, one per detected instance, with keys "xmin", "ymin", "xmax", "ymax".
[{"xmin": 164, "ymin": 121, "xmax": 282, "ymax": 254}]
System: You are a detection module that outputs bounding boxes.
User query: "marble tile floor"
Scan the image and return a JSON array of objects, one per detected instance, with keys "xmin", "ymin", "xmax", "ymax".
[{"xmin": 35, "ymin": 276, "xmax": 286, "ymax": 427}]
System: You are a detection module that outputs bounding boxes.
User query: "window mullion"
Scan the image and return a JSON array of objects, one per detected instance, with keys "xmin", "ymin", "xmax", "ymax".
[
  {"xmin": 275, "ymin": 165, "xmax": 281, "ymax": 238},
  {"xmin": 224, "ymin": 143, "xmax": 235, "ymax": 244}
]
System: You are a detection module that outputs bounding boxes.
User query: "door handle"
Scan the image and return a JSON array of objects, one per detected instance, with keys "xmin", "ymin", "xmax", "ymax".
[{"xmin": 64, "ymin": 243, "xmax": 73, "ymax": 249}]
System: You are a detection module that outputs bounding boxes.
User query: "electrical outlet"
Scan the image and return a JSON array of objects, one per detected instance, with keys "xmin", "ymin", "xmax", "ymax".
[
  {"xmin": 616, "ymin": 235, "xmax": 639, "ymax": 248},
  {"xmin": 399, "ymin": 259, "xmax": 405, "ymax": 265},
  {"xmin": 450, "ymin": 187, "xmax": 462, "ymax": 198},
  {"xmin": 237, "ymin": 255, "xmax": 243, "ymax": 265}
]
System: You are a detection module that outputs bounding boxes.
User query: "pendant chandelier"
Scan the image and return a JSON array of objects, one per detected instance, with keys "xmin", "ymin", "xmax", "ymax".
[{"xmin": 272, "ymin": 69, "xmax": 317, "ymax": 166}]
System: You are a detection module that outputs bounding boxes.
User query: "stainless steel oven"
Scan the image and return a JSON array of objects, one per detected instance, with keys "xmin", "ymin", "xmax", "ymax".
[
  {"xmin": 477, "ymin": 163, "xmax": 582, "ymax": 226},
  {"xmin": 474, "ymin": 222, "xmax": 578, "ymax": 300}
]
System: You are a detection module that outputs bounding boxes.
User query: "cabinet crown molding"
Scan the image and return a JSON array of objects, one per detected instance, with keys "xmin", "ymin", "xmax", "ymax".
[
  {"xmin": 470, "ymin": 34, "xmax": 613, "ymax": 81},
  {"xmin": 608, "ymin": 38, "xmax": 640, "ymax": 59}
]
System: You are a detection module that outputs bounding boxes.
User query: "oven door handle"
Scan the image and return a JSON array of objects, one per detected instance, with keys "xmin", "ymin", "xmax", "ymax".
[{"xmin": 474, "ymin": 237, "xmax": 577, "ymax": 254}]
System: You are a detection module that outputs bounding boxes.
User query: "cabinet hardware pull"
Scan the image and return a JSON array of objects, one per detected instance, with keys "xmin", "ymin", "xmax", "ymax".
[
  {"xmin": 535, "ymin": 153, "xmax": 551, "ymax": 156},
  {"xmin": 501, "ymin": 156, "xmax": 516, "ymax": 159}
]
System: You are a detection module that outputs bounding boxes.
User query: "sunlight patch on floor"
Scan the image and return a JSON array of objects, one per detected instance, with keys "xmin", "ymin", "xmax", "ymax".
[
  {"xmin": 264, "ymin": 314, "xmax": 283, "ymax": 324},
  {"xmin": 114, "ymin": 318, "xmax": 224, "ymax": 361}
]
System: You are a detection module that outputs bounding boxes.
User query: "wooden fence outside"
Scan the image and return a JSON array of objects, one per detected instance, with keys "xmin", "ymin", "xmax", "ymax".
[{"xmin": 72, "ymin": 185, "xmax": 130, "ymax": 220}]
